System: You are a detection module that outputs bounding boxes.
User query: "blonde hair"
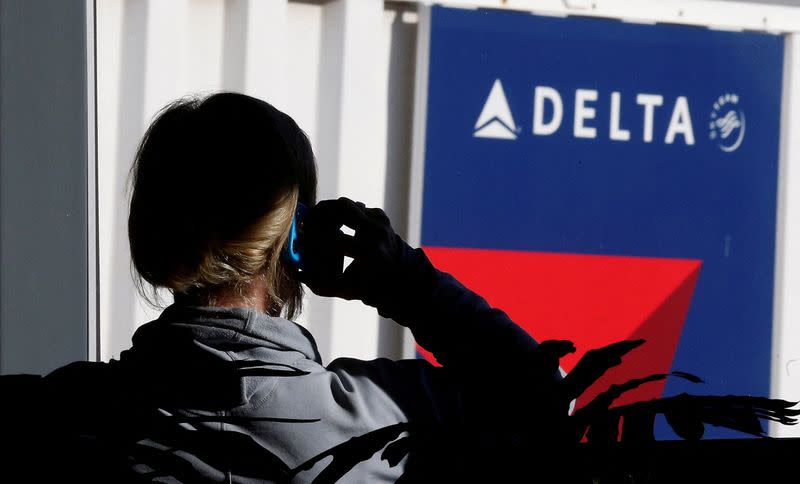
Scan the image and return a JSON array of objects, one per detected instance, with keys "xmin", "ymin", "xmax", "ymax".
[{"xmin": 165, "ymin": 188, "xmax": 298, "ymax": 314}]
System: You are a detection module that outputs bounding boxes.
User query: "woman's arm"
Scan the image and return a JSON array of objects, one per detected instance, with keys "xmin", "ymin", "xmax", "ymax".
[{"xmin": 299, "ymin": 197, "xmax": 544, "ymax": 372}]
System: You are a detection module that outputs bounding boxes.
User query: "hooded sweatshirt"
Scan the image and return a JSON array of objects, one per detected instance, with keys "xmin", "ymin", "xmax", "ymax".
[{"xmin": 39, "ymin": 251, "xmax": 546, "ymax": 483}]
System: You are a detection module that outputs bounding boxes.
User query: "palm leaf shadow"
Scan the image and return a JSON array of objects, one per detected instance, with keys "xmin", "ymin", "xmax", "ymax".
[{"xmin": 283, "ymin": 422, "xmax": 409, "ymax": 484}]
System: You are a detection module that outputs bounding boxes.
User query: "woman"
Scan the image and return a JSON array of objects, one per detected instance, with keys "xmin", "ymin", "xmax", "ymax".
[{"xmin": 118, "ymin": 92, "xmax": 553, "ymax": 482}]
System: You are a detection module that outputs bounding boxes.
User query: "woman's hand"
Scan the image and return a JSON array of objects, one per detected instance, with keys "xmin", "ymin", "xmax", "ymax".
[{"xmin": 298, "ymin": 197, "xmax": 409, "ymax": 306}]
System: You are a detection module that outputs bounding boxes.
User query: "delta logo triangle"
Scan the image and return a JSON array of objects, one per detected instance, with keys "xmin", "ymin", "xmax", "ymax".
[
  {"xmin": 418, "ymin": 247, "xmax": 703, "ymax": 409},
  {"xmin": 474, "ymin": 79, "xmax": 518, "ymax": 140}
]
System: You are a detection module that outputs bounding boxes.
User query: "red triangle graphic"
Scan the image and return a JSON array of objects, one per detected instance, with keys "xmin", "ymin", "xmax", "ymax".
[{"xmin": 418, "ymin": 247, "xmax": 702, "ymax": 408}]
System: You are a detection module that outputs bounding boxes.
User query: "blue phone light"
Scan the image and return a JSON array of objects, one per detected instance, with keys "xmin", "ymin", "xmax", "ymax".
[{"xmin": 285, "ymin": 202, "xmax": 307, "ymax": 269}]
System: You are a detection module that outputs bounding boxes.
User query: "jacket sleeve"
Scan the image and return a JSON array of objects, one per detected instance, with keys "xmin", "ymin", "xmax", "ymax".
[
  {"xmin": 371, "ymin": 246, "xmax": 542, "ymax": 371},
  {"xmin": 325, "ymin": 246, "xmax": 559, "ymax": 426}
]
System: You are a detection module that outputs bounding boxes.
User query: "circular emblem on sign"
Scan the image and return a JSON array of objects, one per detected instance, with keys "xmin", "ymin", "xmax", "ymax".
[{"xmin": 708, "ymin": 93, "xmax": 745, "ymax": 153}]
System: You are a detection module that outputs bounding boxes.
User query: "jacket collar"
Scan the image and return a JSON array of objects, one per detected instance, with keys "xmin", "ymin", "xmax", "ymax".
[
  {"xmin": 132, "ymin": 304, "xmax": 323, "ymax": 364},
  {"xmin": 117, "ymin": 304, "xmax": 322, "ymax": 409}
]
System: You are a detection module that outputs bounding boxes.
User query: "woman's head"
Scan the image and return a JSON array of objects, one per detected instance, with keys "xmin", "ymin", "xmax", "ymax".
[{"xmin": 128, "ymin": 93, "xmax": 317, "ymax": 318}]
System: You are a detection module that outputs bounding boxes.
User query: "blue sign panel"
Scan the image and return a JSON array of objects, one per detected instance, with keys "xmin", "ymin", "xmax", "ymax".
[{"xmin": 418, "ymin": 6, "xmax": 784, "ymax": 438}]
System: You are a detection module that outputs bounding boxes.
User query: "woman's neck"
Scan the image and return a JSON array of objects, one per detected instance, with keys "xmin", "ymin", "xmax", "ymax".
[{"xmin": 175, "ymin": 276, "xmax": 270, "ymax": 312}]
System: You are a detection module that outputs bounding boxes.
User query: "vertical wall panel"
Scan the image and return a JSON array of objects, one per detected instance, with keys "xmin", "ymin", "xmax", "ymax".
[
  {"xmin": 98, "ymin": 0, "xmax": 141, "ymax": 362},
  {"xmin": 286, "ymin": 2, "xmax": 323, "ymax": 151},
  {"xmin": 99, "ymin": 0, "xmax": 191, "ymax": 360},
  {"xmin": 221, "ymin": 0, "xmax": 290, "ymax": 105},
  {"xmin": 312, "ymin": 0, "xmax": 386, "ymax": 362},
  {"xmin": 772, "ymin": 32, "xmax": 800, "ymax": 437},
  {"xmin": 378, "ymin": 6, "xmax": 417, "ymax": 359},
  {"xmin": 189, "ymin": 0, "xmax": 225, "ymax": 93},
  {"xmin": 99, "ymin": 0, "xmax": 141, "ymax": 362},
  {"xmin": 243, "ymin": 0, "xmax": 289, "ymax": 109},
  {"xmin": 0, "ymin": 0, "xmax": 90, "ymax": 374}
]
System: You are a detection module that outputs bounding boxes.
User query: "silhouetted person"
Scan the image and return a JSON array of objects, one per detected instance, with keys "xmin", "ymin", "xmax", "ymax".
[{"xmin": 4, "ymin": 93, "xmax": 559, "ymax": 483}]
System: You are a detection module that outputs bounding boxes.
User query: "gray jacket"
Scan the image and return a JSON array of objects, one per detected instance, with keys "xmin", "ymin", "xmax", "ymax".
[{"xmin": 115, "ymin": 258, "xmax": 544, "ymax": 483}]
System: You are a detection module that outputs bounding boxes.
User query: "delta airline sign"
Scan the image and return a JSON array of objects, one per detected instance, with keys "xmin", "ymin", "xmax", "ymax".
[
  {"xmin": 419, "ymin": 7, "xmax": 782, "ymax": 437},
  {"xmin": 473, "ymin": 79, "xmax": 745, "ymax": 152}
]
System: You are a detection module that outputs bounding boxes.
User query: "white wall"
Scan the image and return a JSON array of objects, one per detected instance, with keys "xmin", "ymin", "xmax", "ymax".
[{"xmin": 772, "ymin": 31, "xmax": 800, "ymax": 437}]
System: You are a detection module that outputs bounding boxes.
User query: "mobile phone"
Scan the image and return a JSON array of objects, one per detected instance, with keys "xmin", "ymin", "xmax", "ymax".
[{"xmin": 282, "ymin": 202, "xmax": 308, "ymax": 271}]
